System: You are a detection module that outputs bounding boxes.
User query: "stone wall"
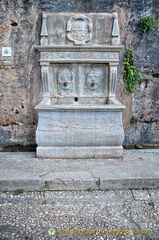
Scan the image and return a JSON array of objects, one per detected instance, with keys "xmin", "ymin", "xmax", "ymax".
[{"xmin": 0, "ymin": 0, "xmax": 159, "ymax": 147}]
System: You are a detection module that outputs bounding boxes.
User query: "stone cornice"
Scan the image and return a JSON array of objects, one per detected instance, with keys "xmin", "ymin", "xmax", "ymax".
[{"xmin": 34, "ymin": 45, "xmax": 124, "ymax": 52}]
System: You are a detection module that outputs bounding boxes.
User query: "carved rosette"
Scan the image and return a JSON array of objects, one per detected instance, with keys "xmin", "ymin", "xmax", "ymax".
[{"xmin": 67, "ymin": 15, "xmax": 93, "ymax": 45}]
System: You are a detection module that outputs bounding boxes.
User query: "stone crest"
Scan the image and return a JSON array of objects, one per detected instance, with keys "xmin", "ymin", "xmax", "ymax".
[{"xmin": 67, "ymin": 15, "xmax": 93, "ymax": 45}]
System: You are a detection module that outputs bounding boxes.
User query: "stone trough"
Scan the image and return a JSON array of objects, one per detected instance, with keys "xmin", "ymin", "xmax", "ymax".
[{"xmin": 35, "ymin": 12, "xmax": 125, "ymax": 158}]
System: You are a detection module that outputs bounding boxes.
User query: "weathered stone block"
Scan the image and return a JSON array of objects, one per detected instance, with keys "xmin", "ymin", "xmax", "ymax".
[{"xmin": 35, "ymin": 12, "xmax": 125, "ymax": 158}]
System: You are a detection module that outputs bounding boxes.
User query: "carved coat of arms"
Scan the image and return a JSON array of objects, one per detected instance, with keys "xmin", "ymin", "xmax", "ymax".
[{"xmin": 67, "ymin": 15, "xmax": 93, "ymax": 45}]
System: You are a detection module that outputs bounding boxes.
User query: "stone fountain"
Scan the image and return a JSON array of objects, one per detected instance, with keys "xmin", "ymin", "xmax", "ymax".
[{"xmin": 35, "ymin": 12, "xmax": 125, "ymax": 158}]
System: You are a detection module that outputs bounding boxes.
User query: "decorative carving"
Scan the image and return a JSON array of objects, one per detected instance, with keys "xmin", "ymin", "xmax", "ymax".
[
  {"xmin": 57, "ymin": 69, "xmax": 73, "ymax": 90},
  {"xmin": 85, "ymin": 70, "xmax": 102, "ymax": 90},
  {"xmin": 67, "ymin": 15, "xmax": 93, "ymax": 45},
  {"xmin": 109, "ymin": 65, "xmax": 117, "ymax": 97},
  {"xmin": 40, "ymin": 51, "xmax": 118, "ymax": 61},
  {"xmin": 42, "ymin": 68, "xmax": 49, "ymax": 94}
]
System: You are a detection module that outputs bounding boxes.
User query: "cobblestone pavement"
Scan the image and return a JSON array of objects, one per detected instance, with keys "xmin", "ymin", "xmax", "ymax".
[{"xmin": 0, "ymin": 189, "xmax": 159, "ymax": 240}]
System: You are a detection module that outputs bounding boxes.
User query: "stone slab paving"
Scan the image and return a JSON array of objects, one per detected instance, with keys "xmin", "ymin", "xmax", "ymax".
[
  {"xmin": 0, "ymin": 189, "xmax": 159, "ymax": 240},
  {"xmin": 0, "ymin": 149, "xmax": 159, "ymax": 191}
]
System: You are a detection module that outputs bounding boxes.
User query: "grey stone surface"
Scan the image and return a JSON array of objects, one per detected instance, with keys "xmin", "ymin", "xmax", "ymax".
[
  {"xmin": 0, "ymin": 189, "xmax": 159, "ymax": 239},
  {"xmin": 0, "ymin": 149, "xmax": 159, "ymax": 191},
  {"xmin": 36, "ymin": 146, "xmax": 124, "ymax": 159},
  {"xmin": 35, "ymin": 106, "xmax": 124, "ymax": 147},
  {"xmin": 35, "ymin": 12, "xmax": 125, "ymax": 158}
]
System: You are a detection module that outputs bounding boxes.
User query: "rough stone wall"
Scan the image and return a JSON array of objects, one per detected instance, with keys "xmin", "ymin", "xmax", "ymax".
[{"xmin": 0, "ymin": 0, "xmax": 159, "ymax": 147}]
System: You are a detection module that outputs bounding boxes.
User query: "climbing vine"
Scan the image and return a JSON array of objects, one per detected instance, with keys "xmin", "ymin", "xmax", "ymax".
[{"xmin": 123, "ymin": 49, "xmax": 142, "ymax": 92}]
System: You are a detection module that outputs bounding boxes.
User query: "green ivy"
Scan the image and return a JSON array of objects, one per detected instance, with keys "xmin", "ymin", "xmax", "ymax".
[
  {"xmin": 123, "ymin": 49, "xmax": 142, "ymax": 92},
  {"xmin": 140, "ymin": 15, "xmax": 156, "ymax": 33}
]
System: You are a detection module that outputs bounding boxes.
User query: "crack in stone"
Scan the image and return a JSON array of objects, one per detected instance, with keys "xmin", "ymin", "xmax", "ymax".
[
  {"xmin": 130, "ymin": 189, "xmax": 135, "ymax": 199},
  {"xmin": 89, "ymin": 172, "xmax": 101, "ymax": 190},
  {"xmin": 39, "ymin": 172, "xmax": 47, "ymax": 178}
]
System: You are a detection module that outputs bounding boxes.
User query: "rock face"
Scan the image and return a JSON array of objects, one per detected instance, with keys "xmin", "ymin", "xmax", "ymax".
[{"xmin": 0, "ymin": 0, "xmax": 159, "ymax": 147}]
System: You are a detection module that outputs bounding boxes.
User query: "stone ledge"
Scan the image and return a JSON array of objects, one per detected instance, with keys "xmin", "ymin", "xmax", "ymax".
[
  {"xmin": 36, "ymin": 146, "xmax": 123, "ymax": 159},
  {"xmin": 34, "ymin": 45, "xmax": 124, "ymax": 52},
  {"xmin": 0, "ymin": 150, "xmax": 159, "ymax": 191}
]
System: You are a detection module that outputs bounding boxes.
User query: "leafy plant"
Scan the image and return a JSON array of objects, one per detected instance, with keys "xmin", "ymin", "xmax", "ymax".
[
  {"xmin": 3, "ymin": 66, "xmax": 9, "ymax": 70},
  {"xmin": 43, "ymin": 183, "xmax": 49, "ymax": 189},
  {"xmin": 123, "ymin": 49, "xmax": 142, "ymax": 92},
  {"xmin": 130, "ymin": 116, "xmax": 138, "ymax": 124},
  {"xmin": 13, "ymin": 189, "xmax": 24, "ymax": 195},
  {"xmin": 96, "ymin": 179, "xmax": 101, "ymax": 186},
  {"xmin": 87, "ymin": 187, "xmax": 93, "ymax": 192},
  {"xmin": 140, "ymin": 15, "xmax": 156, "ymax": 33},
  {"xmin": 0, "ymin": 65, "xmax": 9, "ymax": 70}
]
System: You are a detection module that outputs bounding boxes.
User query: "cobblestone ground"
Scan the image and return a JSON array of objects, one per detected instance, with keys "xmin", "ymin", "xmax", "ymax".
[{"xmin": 0, "ymin": 189, "xmax": 159, "ymax": 240}]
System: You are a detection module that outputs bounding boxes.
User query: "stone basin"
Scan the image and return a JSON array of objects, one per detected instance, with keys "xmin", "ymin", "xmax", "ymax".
[{"xmin": 35, "ymin": 98, "xmax": 125, "ymax": 158}]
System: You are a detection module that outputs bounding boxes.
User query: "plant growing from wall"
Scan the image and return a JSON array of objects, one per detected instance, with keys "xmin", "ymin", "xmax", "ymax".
[
  {"xmin": 13, "ymin": 189, "xmax": 24, "ymax": 195},
  {"xmin": 87, "ymin": 187, "xmax": 93, "ymax": 192},
  {"xmin": 123, "ymin": 49, "xmax": 142, "ymax": 92},
  {"xmin": 0, "ymin": 64, "xmax": 9, "ymax": 70},
  {"xmin": 43, "ymin": 182, "xmax": 49, "ymax": 189},
  {"xmin": 140, "ymin": 15, "xmax": 156, "ymax": 33}
]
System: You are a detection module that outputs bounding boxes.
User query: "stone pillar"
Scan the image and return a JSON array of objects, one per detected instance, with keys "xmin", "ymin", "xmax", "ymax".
[
  {"xmin": 40, "ymin": 63, "xmax": 50, "ymax": 98},
  {"xmin": 109, "ymin": 63, "xmax": 118, "ymax": 98}
]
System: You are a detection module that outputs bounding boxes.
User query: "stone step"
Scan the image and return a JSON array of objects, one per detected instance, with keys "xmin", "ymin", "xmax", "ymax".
[{"xmin": 0, "ymin": 149, "xmax": 159, "ymax": 191}]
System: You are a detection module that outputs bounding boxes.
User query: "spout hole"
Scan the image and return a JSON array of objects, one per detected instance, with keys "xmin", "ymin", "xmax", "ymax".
[{"xmin": 74, "ymin": 97, "xmax": 78, "ymax": 102}]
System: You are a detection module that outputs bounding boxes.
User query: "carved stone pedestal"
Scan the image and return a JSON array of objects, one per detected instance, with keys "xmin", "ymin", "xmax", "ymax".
[{"xmin": 35, "ymin": 12, "xmax": 125, "ymax": 158}]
